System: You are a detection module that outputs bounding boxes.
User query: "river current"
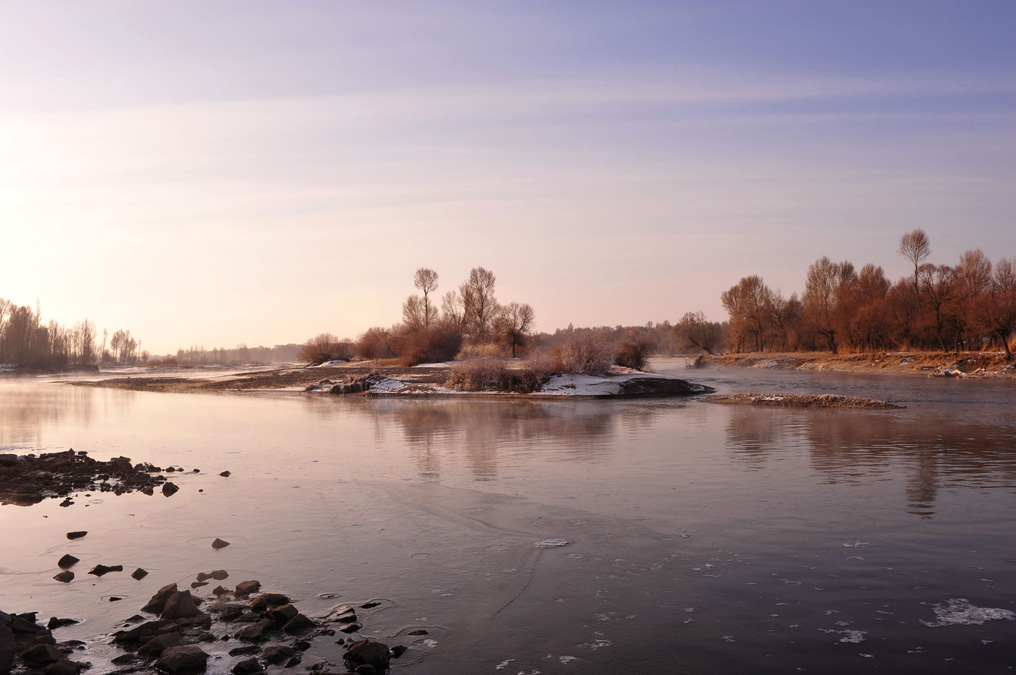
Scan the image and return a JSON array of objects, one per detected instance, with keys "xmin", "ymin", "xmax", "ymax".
[{"xmin": 1, "ymin": 360, "xmax": 1015, "ymax": 673}]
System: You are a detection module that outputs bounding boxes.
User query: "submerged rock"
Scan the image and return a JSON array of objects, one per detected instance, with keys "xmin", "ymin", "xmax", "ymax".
[
  {"xmin": 343, "ymin": 639, "xmax": 390, "ymax": 673},
  {"xmin": 57, "ymin": 555, "xmax": 79, "ymax": 569},
  {"xmin": 211, "ymin": 538, "xmax": 230, "ymax": 550}
]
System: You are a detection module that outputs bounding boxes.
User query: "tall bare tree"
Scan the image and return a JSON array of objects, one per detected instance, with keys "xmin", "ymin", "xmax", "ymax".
[
  {"xmin": 802, "ymin": 257, "xmax": 856, "ymax": 353},
  {"xmin": 460, "ymin": 267, "xmax": 499, "ymax": 341},
  {"xmin": 898, "ymin": 228, "xmax": 931, "ymax": 291},
  {"xmin": 413, "ymin": 268, "xmax": 439, "ymax": 327}
]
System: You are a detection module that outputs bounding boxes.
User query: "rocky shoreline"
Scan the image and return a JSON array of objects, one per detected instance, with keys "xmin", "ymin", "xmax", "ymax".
[
  {"xmin": 0, "ymin": 451, "xmax": 407, "ymax": 675},
  {"xmin": 705, "ymin": 393, "xmax": 905, "ymax": 409}
]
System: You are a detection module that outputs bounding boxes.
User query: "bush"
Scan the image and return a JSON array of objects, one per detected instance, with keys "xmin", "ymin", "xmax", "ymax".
[
  {"xmin": 299, "ymin": 333, "xmax": 352, "ymax": 364},
  {"xmin": 447, "ymin": 358, "xmax": 547, "ymax": 393},
  {"xmin": 353, "ymin": 327, "xmax": 396, "ymax": 361},
  {"xmin": 545, "ymin": 332, "xmax": 615, "ymax": 375},
  {"xmin": 614, "ymin": 329, "xmax": 655, "ymax": 370},
  {"xmin": 456, "ymin": 342, "xmax": 503, "ymax": 360},
  {"xmin": 394, "ymin": 324, "xmax": 463, "ymax": 366}
]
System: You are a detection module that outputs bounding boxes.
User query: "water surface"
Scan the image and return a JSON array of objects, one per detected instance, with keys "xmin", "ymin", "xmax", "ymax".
[{"xmin": 1, "ymin": 361, "xmax": 1015, "ymax": 673}]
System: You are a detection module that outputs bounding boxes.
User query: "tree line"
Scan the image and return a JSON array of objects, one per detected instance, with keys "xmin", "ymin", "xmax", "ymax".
[
  {"xmin": 0, "ymin": 298, "xmax": 143, "ymax": 371},
  {"xmin": 720, "ymin": 229, "xmax": 1016, "ymax": 358}
]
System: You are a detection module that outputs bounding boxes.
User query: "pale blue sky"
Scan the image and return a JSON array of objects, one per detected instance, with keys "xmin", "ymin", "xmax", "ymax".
[{"xmin": 1, "ymin": 1, "xmax": 1013, "ymax": 353}]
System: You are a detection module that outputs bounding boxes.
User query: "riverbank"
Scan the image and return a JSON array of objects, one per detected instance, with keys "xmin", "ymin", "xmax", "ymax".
[{"xmin": 697, "ymin": 350, "xmax": 1015, "ymax": 378}]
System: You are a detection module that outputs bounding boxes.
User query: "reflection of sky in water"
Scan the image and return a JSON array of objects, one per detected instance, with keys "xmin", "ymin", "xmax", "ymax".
[{"xmin": 2, "ymin": 369, "xmax": 1015, "ymax": 674}]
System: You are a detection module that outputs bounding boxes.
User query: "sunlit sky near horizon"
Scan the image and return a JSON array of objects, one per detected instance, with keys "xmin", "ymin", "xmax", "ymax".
[{"xmin": 1, "ymin": 1, "xmax": 1013, "ymax": 354}]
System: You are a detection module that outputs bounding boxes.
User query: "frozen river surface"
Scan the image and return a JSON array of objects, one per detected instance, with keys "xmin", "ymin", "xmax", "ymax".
[{"xmin": 2, "ymin": 360, "xmax": 1015, "ymax": 673}]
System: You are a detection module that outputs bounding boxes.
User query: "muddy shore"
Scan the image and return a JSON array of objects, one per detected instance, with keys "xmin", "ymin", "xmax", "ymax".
[{"xmin": 698, "ymin": 350, "xmax": 1015, "ymax": 378}]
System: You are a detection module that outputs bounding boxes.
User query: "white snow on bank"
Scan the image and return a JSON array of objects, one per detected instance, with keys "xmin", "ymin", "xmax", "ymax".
[
  {"xmin": 539, "ymin": 372, "xmax": 669, "ymax": 396},
  {"xmin": 922, "ymin": 598, "xmax": 1016, "ymax": 627},
  {"xmin": 311, "ymin": 360, "xmax": 347, "ymax": 367},
  {"xmin": 366, "ymin": 377, "xmax": 411, "ymax": 394}
]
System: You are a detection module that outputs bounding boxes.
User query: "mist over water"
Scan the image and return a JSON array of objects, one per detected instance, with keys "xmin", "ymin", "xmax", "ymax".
[{"xmin": 2, "ymin": 361, "xmax": 1015, "ymax": 673}]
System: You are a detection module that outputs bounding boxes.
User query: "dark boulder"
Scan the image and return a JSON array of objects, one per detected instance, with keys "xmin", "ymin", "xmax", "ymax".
[
  {"xmin": 53, "ymin": 571, "xmax": 74, "ymax": 584},
  {"xmin": 262, "ymin": 645, "xmax": 295, "ymax": 665},
  {"xmin": 138, "ymin": 631, "xmax": 181, "ymax": 657},
  {"xmin": 265, "ymin": 604, "xmax": 298, "ymax": 625},
  {"xmin": 0, "ymin": 624, "xmax": 15, "ymax": 675},
  {"xmin": 57, "ymin": 555, "xmax": 78, "ymax": 569},
  {"xmin": 65, "ymin": 532, "xmax": 87, "ymax": 540},
  {"xmin": 88, "ymin": 564, "xmax": 123, "ymax": 577},
  {"xmin": 161, "ymin": 592, "xmax": 201, "ymax": 621},
  {"xmin": 46, "ymin": 618, "xmax": 77, "ymax": 630},
  {"xmin": 131, "ymin": 568, "xmax": 149, "ymax": 580},
  {"xmin": 282, "ymin": 614, "xmax": 315, "ymax": 635},
  {"xmin": 162, "ymin": 482, "xmax": 180, "ymax": 497},
  {"xmin": 234, "ymin": 619, "xmax": 272, "ymax": 642},
  {"xmin": 234, "ymin": 581, "xmax": 261, "ymax": 597},
  {"xmin": 142, "ymin": 584, "xmax": 179, "ymax": 614},
  {"xmin": 231, "ymin": 658, "xmax": 263, "ymax": 675},
  {"xmin": 211, "ymin": 538, "xmax": 230, "ymax": 550},
  {"xmin": 343, "ymin": 639, "xmax": 390, "ymax": 674},
  {"xmin": 20, "ymin": 644, "xmax": 62, "ymax": 668},
  {"xmin": 153, "ymin": 645, "xmax": 208, "ymax": 675}
]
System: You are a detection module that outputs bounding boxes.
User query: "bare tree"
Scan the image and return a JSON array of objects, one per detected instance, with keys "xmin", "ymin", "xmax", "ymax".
[
  {"xmin": 402, "ymin": 295, "xmax": 427, "ymax": 329},
  {"xmin": 674, "ymin": 311, "xmax": 724, "ymax": 354},
  {"xmin": 977, "ymin": 257, "xmax": 1016, "ymax": 360},
  {"xmin": 802, "ymin": 257, "xmax": 856, "ymax": 353},
  {"xmin": 413, "ymin": 268, "xmax": 439, "ymax": 327},
  {"xmin": 898, "ymin": 228, "xmax": 931, "ymax": 291},
  {"xmin": 441, "ymin": 289, "xmax": 466, "ymax": 329},
  {"xmin": 918, "ymin": 264, "xmax": 958, "ymax": 351},
  {"xmin": 495, "ymin": 302, "xmax": 535, "ymax": 357},
  {"xmin": 721, "ymin": 276, "xmax": 772, "ymax": 352},
  {"xmin": 460, "ymin": 267, "xmax": 499, "ymax": 341}
]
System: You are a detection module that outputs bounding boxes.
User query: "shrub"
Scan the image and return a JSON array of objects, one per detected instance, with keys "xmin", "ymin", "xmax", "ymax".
[
  {"xmin": 614, "ymin": 329, "xmax": 656, "ymax": 370},
  {"xmin": 545, "ymin": 332, "xmax": 615, "ymax": 375},
  {"xmin": 394, "ymin": 324, "xmax": 463, "ymax": 366},
  {"xmin": 353, "ymin": 327, "xmax": 396, "ymax": 361},
  {"xmin": 456, "ymin": 342, "xmax": 503, "ymax": 360},
  {"xmin": 299, "ymin": 333, "xmax": 352, "ymax": 364},
  {"xmin": 447, "ymin": 358, "xmax": 547, "ymax": 393}
]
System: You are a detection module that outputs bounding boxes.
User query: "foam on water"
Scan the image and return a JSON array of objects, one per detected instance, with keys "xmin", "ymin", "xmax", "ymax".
[
  {"xmin": 922, "ymin": 598, "xmax": 1016, "ymax": 627},
  {"xmin": 535, "ymin": 538, "xmax": 569, "ymax": 548}
]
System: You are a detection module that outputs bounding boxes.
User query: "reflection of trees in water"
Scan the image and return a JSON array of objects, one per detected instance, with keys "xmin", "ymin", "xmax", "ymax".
[
  {"xmin": 724, "ymin": 407, "xmax": 790, "ymax": 470},
  {"xmin": 724, "ymin": 406, "xmax": 1016, "ymax": 518},
  {"xmin": 0, "ymin": 384, "xmax": 97, "ymax": 447},
  {"xmin": 323, "ymin": 398, "xmax": 666, "ymax": 482}
]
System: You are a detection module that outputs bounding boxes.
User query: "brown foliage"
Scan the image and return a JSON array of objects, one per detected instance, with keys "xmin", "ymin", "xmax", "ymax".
[
  {"xmin": 393, "ymin": 323, "xmax": 463, "ymax": 366},
  {"xmin": 446, "ymin": 358, "xmax": 547, "ymax": 393},
  {"xmin": 298, "ymin": 333, "xmax": 352, "ymax": 364},
  {"xmin": 614, "ymin": 329, "xmax": 655, "ymax": 370}
]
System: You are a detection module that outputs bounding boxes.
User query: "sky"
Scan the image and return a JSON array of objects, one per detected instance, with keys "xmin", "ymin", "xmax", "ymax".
[{"xmin": 1, "ymin": 1, "xmax": 1013, "ymax": 354}]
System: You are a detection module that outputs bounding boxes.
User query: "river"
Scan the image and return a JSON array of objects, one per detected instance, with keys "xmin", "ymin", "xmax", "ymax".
[{"xmin": 1, "ymin": 360, "xmax": 1015, "ymax": 673}]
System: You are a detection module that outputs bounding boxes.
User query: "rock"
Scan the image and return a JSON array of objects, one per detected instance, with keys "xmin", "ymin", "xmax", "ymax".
[
  {"xmin": 406, "ymin": 629, "xmax": 428, "ymax": 636},
  {"xmin": 249, "ymin": 593, "xmax": 288, "ymax": 612},
  {"xmin": 57, "ymin": 555, "xmax": 79, "ymax": 569},
  {"xmin": 162, "ymin": 482, "xmax": 180, "ymax": 497},
  {"xmin": 234, "ymin": 581, "xmax": 261, "ymax": 596},
  {"xmin": 328, "ymin": 606, "xmax": 356, "ymax": 623},
  {"xmin": 0, "ymin": 454, "xmax": 18, "ymax": 467},
  {"xmin": 53, "ymin": 571, "xmax": 74, "ymax": 583},
  {"xmin": 111, "ymin": 653, "xmax": 137, "ymax": 665},
  {"xmin": 359, "ymin": 602, "xmax": 380, "ymax": 609},
  {"xmin": 131, "ymin": 567, "xmax": 149, "ymax": 580},
  {"xmin": 153, "ymin": 645, "xmax": 208, "ymax": 675},
  {"xmin": 343, "ymin": 639, "xmax": 390, "ymax": 674},
  {"xmin": 109, "ymin": 597, "xmax": 123, "ymax": 602},
  {"xmin": 143, "ymin": 584, "xmax": 180, "ymax": 614},
  {"xmin": 46, "ymin": 618, "xmax": 78, "ymax": 630},
  {"xmin": 43, "ymin": 659, "xmax": 83, "ymax": 675},
  {"xmin": 65, "ymin": 532, "xmax": 87, "ymax": 540},
  {"xmin": 234, "ymin": 619, "xmax": 272, "ymax": 642},
  {"xmin": 211, "ymin": 538, "xmax": 230, "ymax": 550},
  {"xmin": 282, "ymin": 614, "xmax": 315, "ymax": 635},
  {"xmin": 353, "ymin": 665, "xmax": 376, "ymax": 675},
  {"xmin": 212, "ymin": 586, "xmax": 230, "ymax": 597},
  {"xmin": 88, "ymin": 564, "xmax": 123, "ymax": 577},
  {"xmin": 390, "ymin": 645, "xmax": 407, "ymax": 659},
  {"xmin": 20, "ymin": 644, "xmax": 63, "ymax": 667},
  {"xmin": 262, "ymin": 645, "xmax": 295, "ymax": 664},
  {"xmin": 219, "ymin": 471, "xmax": 231, "ymax": 477},
  {"xmin": 138, "ymin": 631, "xmax": 181, "ymax": 657},
  {"xmin": 0, "ymin": 624, "xmax": 14, "ymax": 675},
  {"xmin": 113, "ymin": 619, "xmax": 175, "ymax": 645},
  {"xmin": 231, "ymin": 657, "xmax": 263, "ymax": 675},
  {"xmin": 59, "ymin": 498, "xmax": 73, "ymax": 507},
  {"xmin": 161, "ymin": 592, "xmax": 201, "ymax": 621},
  {"xmin": 266, "ymin": 604, "xmax": 298, "ymax": 624}
]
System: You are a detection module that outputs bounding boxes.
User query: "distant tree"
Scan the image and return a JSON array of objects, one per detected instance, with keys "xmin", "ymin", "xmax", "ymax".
[
  {"xmin": 495, "ymin": 302, "xmax": 535, "ymax": 358},
  {"xmin": 802, "ymin": 257, "xmax": 856, "ymax": 353},
  {"xmin": 441, "ymin": 289, "xmax": 466, "ymax": 329},
  {"xmin": 109, "ymin": 329, "xmax": 138, "ymax": 365},
  {"xmin": 413, "ymin": 268, "xmax": 439, "ymax": 327},
  {"xmin": 954, "ymin": 249, "xmax": 993, "ymax": 351},
  {"xmin": 918, "ymin": 264, "xmax": 958, "ymax": 351},
  {"xmin": 721, "ymin": 276, "xmax": 772, "ymax": 352},
  {"xmin": 674, "ymin": 311, "xmax": 725, "ymax": 354},
  {"xmin": 976, "ymin": 257, "xmax": 1016, "ymax": 360},
  {"xmin": 898, "ymin": 229, "xmax": 931, "ymax": 292},
  {"xmin": 460, "ymin": 267, "xmax": 499, "ymax": 341},
  {"xmin": 614, "ymin": 328, "xmax": 655, "ymax": 370}
]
